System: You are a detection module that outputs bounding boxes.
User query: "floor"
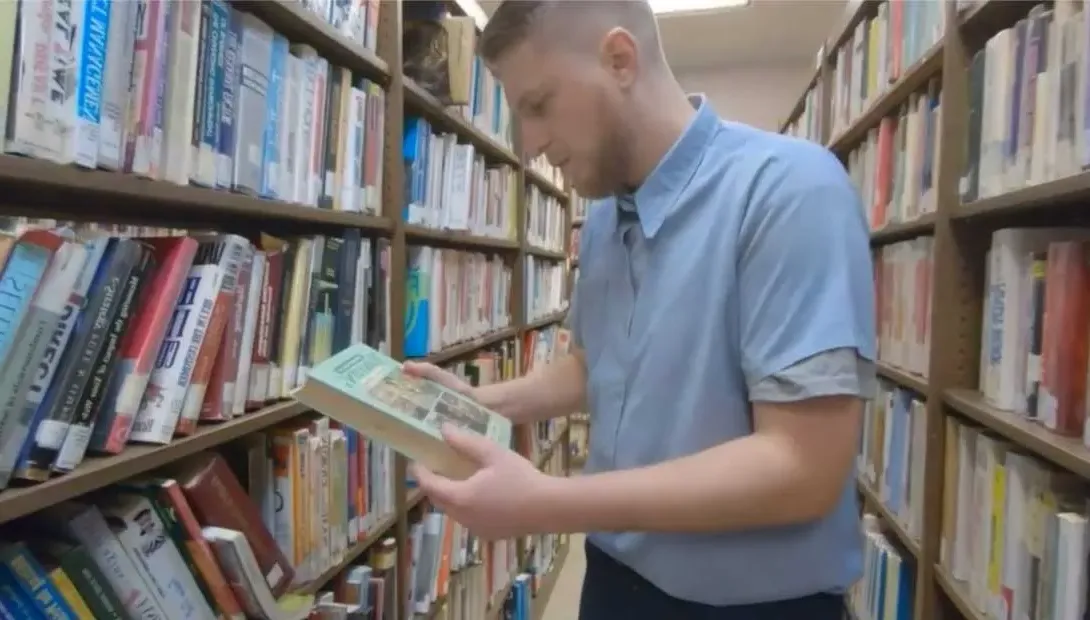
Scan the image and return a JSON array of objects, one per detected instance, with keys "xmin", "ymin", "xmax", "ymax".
[{"xmin": 541, "ymin": 533, "xmax": 586, "ymax": 620}]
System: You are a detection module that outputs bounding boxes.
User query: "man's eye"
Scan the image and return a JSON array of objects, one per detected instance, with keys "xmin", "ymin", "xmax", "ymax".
[{"xmin": 527, "ymin": 101, "xmax": 546, "ymax": 116}]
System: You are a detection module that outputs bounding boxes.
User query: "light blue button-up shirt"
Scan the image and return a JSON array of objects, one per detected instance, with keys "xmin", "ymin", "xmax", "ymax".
[{"xmin": 569, "ymin": 96, "xmax": 876, "ymax": 606}]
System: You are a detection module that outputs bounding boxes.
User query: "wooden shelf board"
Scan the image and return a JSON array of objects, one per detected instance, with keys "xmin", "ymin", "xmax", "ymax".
[
  {"xmin": 828, "ymin": 40, "xmax": 944, "ymax": 154},
  {"xmin": 856, "ymin": 477, "xmax": 921, "ymax": 559},
  {"xmin": 0, "ymin": 155, "xmax": 392, "ymax": 232},
  {"xmin": 934, "ymin": 564, "xmax": 983, "ymax": 620},
  {"xmin": 956, "ymin": 170, "xmax": 1090, "ymax": 220},
  {"xmin": 525, "ymin": 169, "xmax": 568, "ymax": 202},
  {"xmin": 235, "ymin": 0, "xmax": 388, "ymax": 83},
  {"xmin": 944, "ymin": 388, "xmax": 1090, "ymax": 479},
  {"xmin": 870, "ymin": 214, "xmax": 936, "ymax": 245},
  {"xmin": 876, "ymin": 363, "xmax": 929, "ymax": 396},
  {"xmin": 0, "ymin": 400, "xmax": 309, "ymax": 525},
  {"xmin": 526, "ymin": 246, "xmax": 566, "ymax": 261},
  {"xmin": 524, "ymin": 312, "xmax": 566, "ymax": 332},
  {"xmin": 403, "ymin": 78, "xmax": 520, "ymax": 167},
  {"xmin": 403, "ymin": 225, "xmax": 520, "ymax": 252},
  {"xmin": 413, "ymin": 327, "xmax": 522, "ymax": 365},
  {"xmin": 531, "ymin": 542, "xmax": 570, "ymax": 620}
]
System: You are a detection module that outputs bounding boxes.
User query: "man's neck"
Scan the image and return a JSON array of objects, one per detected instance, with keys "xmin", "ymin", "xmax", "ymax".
[{"xmin": 623, "ymin": 82, "xmax": 698, "ymax": 188}]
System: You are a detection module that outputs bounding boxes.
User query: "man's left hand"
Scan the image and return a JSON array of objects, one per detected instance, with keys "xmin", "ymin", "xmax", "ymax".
[{"xmin": 410, "ymin": 424, "xmax": 554, "ymax": 540}]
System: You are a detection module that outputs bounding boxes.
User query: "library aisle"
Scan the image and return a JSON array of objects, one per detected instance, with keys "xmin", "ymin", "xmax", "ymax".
[{"xmin": 540, "ymin": 534, "xmax": 587, "ymax": 620}]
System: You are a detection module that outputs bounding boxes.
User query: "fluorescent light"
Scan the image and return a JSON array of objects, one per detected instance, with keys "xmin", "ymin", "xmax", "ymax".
[{"xmin": 649, "ymin": 0, "xmax": 750, "ymax": 15}]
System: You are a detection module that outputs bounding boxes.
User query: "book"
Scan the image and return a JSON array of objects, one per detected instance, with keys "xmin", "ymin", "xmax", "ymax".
[{"xmin": 293, "ymin": 343, "xmax": 513, "ymax": 480}]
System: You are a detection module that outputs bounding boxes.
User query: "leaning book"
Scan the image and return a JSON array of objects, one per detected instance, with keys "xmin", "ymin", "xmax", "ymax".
[{"xmin": 292, "ymin": 343, "xmax": 513, "ymax": 479}]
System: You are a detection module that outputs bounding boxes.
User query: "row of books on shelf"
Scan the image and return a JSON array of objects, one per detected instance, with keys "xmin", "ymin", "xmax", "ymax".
[
  {"xmin": 526, "ymin": 155, "xmax": 565, "ymax": 193},
  {"xmin": 858, "ymin": 381, "xmax": 926, "ymax": 548},
  {"xmin": 525, "ymin": 259, "xmax": 567, "ymax": 324},
  {"xmin": 849, "ymin": 514, "xmax": 914, "ymax": 620},
  {"xmin": 874, "ymin": 237, "xmax": 932, "ymax": 379},
  {"xmin": 846, "ymin": 75, "xmax": 941, "ymax": 232},
  {"xmin": 571, "ymin": 192, "xmax": 590, "ymax": 223},
  {"xmin": 828, "ymin": 0, "xmax": 946, "ymax": 141},
  {"xmin": 1, "ymin": 0, "xmax": 388, "ymax": 214},
  {"xmin": 0, "ymin": 313, "xmax": 571, "ymax": 619},
  {"xmin": 402, "ymin": 117, "xmax": 519, "ymax": 240},
  {"xmin": 404, "ymin": 247, "xmax": 511, "ymax": 359},
  {"xmin": 940, "ymin": 415, "xmax": 1090, "ymax": 620},
  {"xmin": 979, "ymin": 228, "xmax": 1090, "ymax": 447},
  {"xmin": 0, "ymin": 222, "xmax": 389, "ymax": 492},
  {"xmin": 961, "ymin": 2, "xmax": 1090, "ymax": 205},
  {"xmin": 0, "ymin": 441, "xmax": 392, "ymax": 620},
  {"xmin": 525, "ymin": 187, "xmax": 566, "ymax": 253}
]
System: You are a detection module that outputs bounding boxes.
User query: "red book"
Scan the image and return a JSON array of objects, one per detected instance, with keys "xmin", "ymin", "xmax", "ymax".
[
  {"xmin": 177, "ymin": 452, "xmax": 296, "ymax": 597},
  {"xmin": 1039, "ymin": 241, "xmax": 1090, "ymax": 437},
  {"xmin": 92, "ymin": 236, "xmax": 198, "ymax": 453},
  {"xmin": 201, "ymin": 248, "xmax": 255, "ymax": 422}
]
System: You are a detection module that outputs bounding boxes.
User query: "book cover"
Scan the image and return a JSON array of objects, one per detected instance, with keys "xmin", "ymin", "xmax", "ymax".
[{"xmin": 293, "ymin": 343, "xmax": 512, "ymax": 480}]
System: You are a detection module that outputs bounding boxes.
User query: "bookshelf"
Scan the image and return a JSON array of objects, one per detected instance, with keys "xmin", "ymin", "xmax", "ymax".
[
  {"xmin": 0, "ymin": 1, "xmax": 573, "ymax": 619},
  {"xmin": 781, "ymin": 1, "xmax": 1090, "ymax": 619}
]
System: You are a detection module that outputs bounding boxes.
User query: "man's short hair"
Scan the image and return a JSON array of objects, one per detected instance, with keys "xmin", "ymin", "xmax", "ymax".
[{"xmin": 478, "ymin": 1, "xmax": 661, "ymax": 64}]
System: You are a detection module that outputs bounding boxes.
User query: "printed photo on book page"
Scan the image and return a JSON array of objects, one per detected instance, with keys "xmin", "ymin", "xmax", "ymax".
[{"xmin": 299, "ymin": 343, "xmax": 512, "ymax": 450}]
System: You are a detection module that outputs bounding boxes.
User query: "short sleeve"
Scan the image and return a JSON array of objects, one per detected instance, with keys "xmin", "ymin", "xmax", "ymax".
[{"xmin": 737, "ymin": 181, "xmax": 876, "ymax": 392}]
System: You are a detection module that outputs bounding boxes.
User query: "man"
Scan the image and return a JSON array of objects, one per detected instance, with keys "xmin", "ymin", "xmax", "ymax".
[{"xmin": 404, "ymin": 1, "xmax": 876, "ymax": 618}]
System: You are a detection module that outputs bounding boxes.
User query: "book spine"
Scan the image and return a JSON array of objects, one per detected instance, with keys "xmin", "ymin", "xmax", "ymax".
[
  {"xmin": 216, "ymin": 7, "xmax": 240, "ymax": 190},
  {"xmin": 177, "ymin": 236, "xmax": 248, "ymax": 434},
  {"xmin": 261, "ymin": 34, "xmax": 287, "ymax": 199},
  {"xmin": 200, "ymin": 245, "xmax": 254, "ymax": 421},
  {"xmin": 71, "ymin": 0, "xmax": 109, "ymax": 168},
  {"xmin": 196, "ymin": 0, "xmax": 225, "ymax": 188},
  {"xmin": 58, "ymin": 545, "xmax": 129, "ymax": 620},
  {"xmin": 47, "ymin": 0, "xmax": 82, "ymax": 165},
  {"xmin": 161, "ymin": 0, "xmax": 201, "ymax": 185},
  {"xmin": 188, "ymin": 0, "xmax": 210, "ymax": 184},
  {"xmin": 231, "ymin": 15, "xmax": 271, "ymax": 195},
  {"xmin": 233, "ymin": 252, "xmax": 265, "ymax": 415},
  {"xmin": 97, "ymin": 0, "xmax": 136, "ymax": 170}
]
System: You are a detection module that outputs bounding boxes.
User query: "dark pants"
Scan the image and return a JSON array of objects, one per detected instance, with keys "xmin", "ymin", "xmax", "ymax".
[{"xmin": 578, "ymin": 540, "xmax": 846, "ymax": 620}]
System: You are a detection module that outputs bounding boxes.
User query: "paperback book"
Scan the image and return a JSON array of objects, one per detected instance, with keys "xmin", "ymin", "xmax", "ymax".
[{"xmin": 293, "ymin": 344, "xmax": 512, "ymax": 479}]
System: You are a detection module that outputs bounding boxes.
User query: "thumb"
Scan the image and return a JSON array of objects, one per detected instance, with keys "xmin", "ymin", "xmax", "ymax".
[{"xmin": 441, "ymin": 423, "xmax": 500, "ymax": 466}]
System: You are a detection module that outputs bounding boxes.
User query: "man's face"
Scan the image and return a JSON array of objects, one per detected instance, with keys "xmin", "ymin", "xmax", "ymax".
[{"xmin": 491, "ymin": 40, "xmax": 630, "ymax": 199}]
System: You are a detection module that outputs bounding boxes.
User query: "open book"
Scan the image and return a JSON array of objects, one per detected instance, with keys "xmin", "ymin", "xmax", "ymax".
[{"xmin": 292, "ymin": 344, "xmax": 513, "ymax": 479}]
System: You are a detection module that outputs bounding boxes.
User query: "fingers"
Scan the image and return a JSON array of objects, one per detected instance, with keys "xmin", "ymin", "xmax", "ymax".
[
  {"xmin": 401, "ymin": 361, "xmax": 469, "ymax": 394},
  {"xmin": 441, "ymin": 423, "xmax": 498, "ymax": 466},
  {"xmin": 410, "ymin": 462, "xmax": 462, "ymax": 508}
]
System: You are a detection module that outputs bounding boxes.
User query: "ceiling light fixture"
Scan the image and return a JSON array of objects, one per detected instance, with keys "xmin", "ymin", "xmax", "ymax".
[{"xmin": 649, "ymin": 0, "xmax": 751, "ymax": 15}]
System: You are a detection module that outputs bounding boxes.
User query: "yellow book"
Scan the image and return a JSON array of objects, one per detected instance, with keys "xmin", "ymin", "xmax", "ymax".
[
  {"xmin": 49, "ymin": 567, "xmax": 94, "ymax": 619},
  {"xmin": 987, "ymin": 456, "xmax": 1006, "ymax": 603}
]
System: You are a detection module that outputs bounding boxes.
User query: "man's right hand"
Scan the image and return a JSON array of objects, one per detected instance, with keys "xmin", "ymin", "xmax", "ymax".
[{"xmin": 402, "ymin": 361, "xmax": 474, "ymax": 396}]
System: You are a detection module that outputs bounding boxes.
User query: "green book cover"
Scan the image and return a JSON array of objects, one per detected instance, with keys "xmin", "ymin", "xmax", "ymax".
[{"xmin": 295, "ymin": 343, "xmax": 513, "ymax": 473}]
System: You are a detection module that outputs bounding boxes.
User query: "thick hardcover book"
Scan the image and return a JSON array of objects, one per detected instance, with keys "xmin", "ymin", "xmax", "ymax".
[{"xmin": 293, "ymin": 343, "xmax": 513, "ymax": 480}]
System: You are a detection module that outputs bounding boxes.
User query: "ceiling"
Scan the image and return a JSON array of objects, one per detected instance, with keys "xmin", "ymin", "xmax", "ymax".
[{"xmin": 473, "ymin": 0, "xmax": 848, "ymax": 72}]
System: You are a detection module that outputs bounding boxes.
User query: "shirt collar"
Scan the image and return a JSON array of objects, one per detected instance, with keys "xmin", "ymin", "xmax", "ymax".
[{"xmin": 617, "ymin": 94, "xmax": 719, "ymax": 239}]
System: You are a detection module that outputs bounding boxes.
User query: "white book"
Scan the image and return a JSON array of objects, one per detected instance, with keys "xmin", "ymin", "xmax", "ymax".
[
  {"xmin": 54, "ymin": 502, "xmax": 169, "ymax": 620},
  {"xmin": 1054, "ymin": 512, "xmax": 1089, "ymax": 620},
  {"xmin": 98, "ymin": 0, "xmax": 137, "ymax": 170},
  {"xmin": 161, "ymin": 0, "xmax": 202, "ymax": 185},
  {"xmin": 204, "ymin": 527, "xmax": 313, "ymax": 620},
  {"xmin": 233, "ymin": 251, "xmax": 265, "ymax": 415},
  {"xmin": 97, "ymin": 493, "xmax": 217, "ymax": 620}
]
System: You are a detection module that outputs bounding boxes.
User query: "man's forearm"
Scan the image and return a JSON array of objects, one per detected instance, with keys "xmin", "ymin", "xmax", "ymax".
[
  {"xmin": 473, "ymin": 352, "xmax": 587, "ymax": 425},
  {"xmin": 533, "ymin": 432, "xmax": 843, "ymax": 534}
]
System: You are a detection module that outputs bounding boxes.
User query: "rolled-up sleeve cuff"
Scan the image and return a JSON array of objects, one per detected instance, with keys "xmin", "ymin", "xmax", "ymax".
[{"xmin": 749, "ymin": 347, "xmax": 877, "ymax": 403}]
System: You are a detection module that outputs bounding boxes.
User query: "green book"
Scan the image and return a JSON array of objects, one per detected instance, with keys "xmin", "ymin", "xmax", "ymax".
[{"xmin": 293, "ymin": 343, "xmax": 513, "ymax": 479}]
